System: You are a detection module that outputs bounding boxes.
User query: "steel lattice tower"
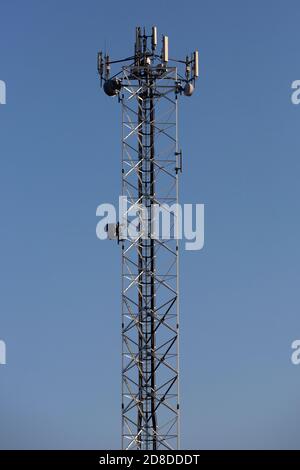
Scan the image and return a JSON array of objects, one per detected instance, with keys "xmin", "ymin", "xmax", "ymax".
[{"xmin": 98, "ymin": 26, "xmax": 198, "ymax": 450}]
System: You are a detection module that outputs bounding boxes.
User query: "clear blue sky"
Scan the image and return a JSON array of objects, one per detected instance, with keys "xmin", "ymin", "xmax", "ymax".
[{"xmin": 1, "ymin": 0, "xmax": 300, "ymax": 449}]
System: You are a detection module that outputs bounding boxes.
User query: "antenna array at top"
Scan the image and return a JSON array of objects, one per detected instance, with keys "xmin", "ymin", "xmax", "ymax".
[{"xmin": 97, "ymin": 26, "xmax": 199, "ymax": 97}]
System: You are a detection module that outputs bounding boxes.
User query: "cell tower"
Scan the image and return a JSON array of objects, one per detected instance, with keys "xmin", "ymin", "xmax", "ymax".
[{"xmin": 98, "ymin": 26, "xmax": 198, "ymax": 450}]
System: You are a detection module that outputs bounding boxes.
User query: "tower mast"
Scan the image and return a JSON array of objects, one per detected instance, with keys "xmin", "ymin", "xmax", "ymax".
[{"xmin": 98, "ymin": 26, "xmax": 198, "ymax": 450}]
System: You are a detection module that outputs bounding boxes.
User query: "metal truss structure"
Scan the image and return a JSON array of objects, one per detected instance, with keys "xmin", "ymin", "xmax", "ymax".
[{"xmin": 98, "ymin": 26, "xmax": 198, "ymax": 450}]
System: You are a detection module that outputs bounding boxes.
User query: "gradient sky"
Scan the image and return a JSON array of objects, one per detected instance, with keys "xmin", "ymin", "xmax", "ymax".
[{"xmin": 1, "ymin": 0, "xmax": 300, "ymax": 449}]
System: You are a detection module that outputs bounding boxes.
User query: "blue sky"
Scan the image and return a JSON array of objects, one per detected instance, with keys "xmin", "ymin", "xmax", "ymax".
[{"xmin": 1, "ymin": 0, "xmax": 300, "ymax": 449}]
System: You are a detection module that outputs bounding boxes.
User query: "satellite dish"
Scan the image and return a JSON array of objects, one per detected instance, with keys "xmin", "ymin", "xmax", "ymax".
[
  {"xmin": 183, "ymin": 82, "xmax": 194, "ymax": 97},
  {"xmin": 103, "ymin": 78, "xmax": 121, "ymax": 96}
]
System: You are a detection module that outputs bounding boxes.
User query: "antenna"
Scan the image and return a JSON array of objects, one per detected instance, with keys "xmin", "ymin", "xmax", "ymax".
[
  {"xmin": 193, "ymin": 50, "xmax": 199, "ymax": 78},
  {"xmin": 162, "ymin": 35, "xmax": 169, "ymax": 63},
  {"xmin": 135, "ymin": 26, "xmax": 141, "ymax": 62},
  {"xmin": 185, "ymin": 54, "xmax": 191, "ymax": 81},
  {"xmin": 98, "ymin": 26, "xmax": 198, "ymax": 450},
  {"xmin": 97, "ymin": 52, "xmax": 103, "ymax": 86},
  {"xmin": 105, "ymin": 54, "xmax": 110, "ymax": 80},
  {"xmin": 152, "ymin": 26, "xmax": 157, "ymax": 50}
]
